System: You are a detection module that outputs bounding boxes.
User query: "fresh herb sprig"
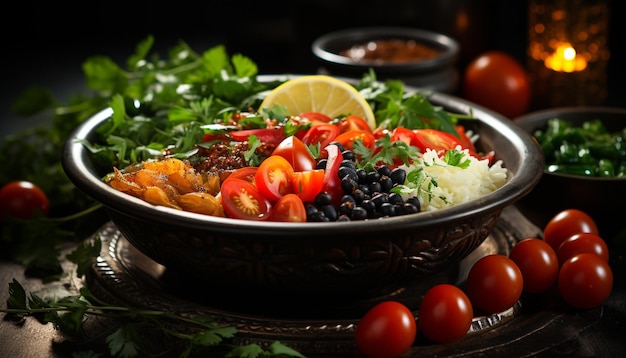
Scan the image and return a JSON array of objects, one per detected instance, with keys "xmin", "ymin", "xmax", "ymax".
[
  {"xmin": 1, "ymin": 239, "xmax": 305, "ymax": 358},
  {"xmin": 355, "ymin": 69, "xmax": 473, "ymax": 136}
]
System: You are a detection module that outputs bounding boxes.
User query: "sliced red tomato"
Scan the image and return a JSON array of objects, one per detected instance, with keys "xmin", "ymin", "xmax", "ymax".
[
  {"xmin": 454, "ymin": 125, "xmax": 477, "ymax": 153},
  {"xmin": 322, "ymin": 144, "xmax": 344, "ymax": 205},
  {"xmin": 478, "ymin": 150, "xmax": 495, "ymax": 165},
  {"xmin": 298, "ymin": 111, "xmax": 333, "ymax": 123},
  {"xmin": 390, "ymin": 127, "xmax": 417, "ymax": 146},
  {"xmin": 230, "ymin": 127, "xmax": 285, "ymax": 146},
  {"xmin": 220, "ymin": 178, "xmax": 270, "ymax": 221},
  {"xmin": 334, "ymin": 129, "xmax": 376, "ymax": 151},
  {"xmin": 272, "ymin": 136, "xmax": 316, "ymax": 172},
  {"xmin": 301, "ymin": 124, "xmax": 339, "ymax": 149},
  {"xmin": 412, "ymin": 129, "xmax": 462, "ymax": 154},
  {"xmin": 373, "ymin": 127, "xmax": 392, "ymax": 140},
  {"xmin": 223, "ymin": 167, "xmax": 258, "ymax": 183},
  {"xmin": 337, "ymin": 115, "xmax": 372, "ymax": 134},
  {"xmin": 254, "ymin": 155, "xmax": 295, "ymax": 202},
  {"xmin": 202, "ymin": 132, "xmax": 229, "ymax": 142},
  {"xmin": 271, "ymin": 193, "xmax": 307, "ymax": 222},
  {"xmin": 291, "ymin": 169, "xmax": 325, "ymax": 202}
]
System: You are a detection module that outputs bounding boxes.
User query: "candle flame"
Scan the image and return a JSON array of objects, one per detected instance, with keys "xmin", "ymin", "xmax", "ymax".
[
  {"xmin": 544, "ymin": 43, "xmax": 588, "ymax": 72},
  {"xmin": 563, "ymin": 47, "xmax": 576, "ymax": 61}
]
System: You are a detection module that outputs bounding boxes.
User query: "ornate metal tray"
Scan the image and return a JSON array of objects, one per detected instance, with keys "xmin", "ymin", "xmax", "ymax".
[{"xmin": 86, "ymin": 206, "xmax": 602, "ymax": 356}]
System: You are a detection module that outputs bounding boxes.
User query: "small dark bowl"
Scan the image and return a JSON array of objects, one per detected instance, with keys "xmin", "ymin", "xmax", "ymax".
[
  {"xmin": 62, "ymin": 77, "xmax": 542, "ymax": 298},
  {"xmin": 312, "ymin": 27, "xmax": 460, "ymax": 93},
  {"xmin": 515, "ymin": 106, "xmax": 626, "ymax": 238}
]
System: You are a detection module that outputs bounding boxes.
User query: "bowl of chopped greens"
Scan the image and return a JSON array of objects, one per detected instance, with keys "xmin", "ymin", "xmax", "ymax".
[
  {"xmin": 61, "ymin": 42, "xmax": 542, "ymax": 298},
  {"xmin": 514, "ymin": 106, "xmax": 626, "ymax": 238}
]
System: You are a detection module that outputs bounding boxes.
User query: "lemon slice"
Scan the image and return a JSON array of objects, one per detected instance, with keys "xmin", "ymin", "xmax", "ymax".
[{"xmin": 259, "ymin": 75, "xmax": 377, "ymax": 130}]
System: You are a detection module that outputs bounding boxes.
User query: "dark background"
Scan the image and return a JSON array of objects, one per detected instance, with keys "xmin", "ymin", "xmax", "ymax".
[{"xmin": 2, "ymin": 0, "xmax": 624, "ymax": 135}]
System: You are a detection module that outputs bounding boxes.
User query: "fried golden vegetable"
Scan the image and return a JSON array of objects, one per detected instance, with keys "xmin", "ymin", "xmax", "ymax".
[{"xmin": 106, "ymin": 158, "xmax": 224, "ymax": 217}]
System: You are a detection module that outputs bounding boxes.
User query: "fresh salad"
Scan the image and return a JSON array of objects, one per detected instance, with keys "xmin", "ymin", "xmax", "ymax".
[{"xmin": 76, "ymin": 36, "xmax": 506, "ymax": 222}]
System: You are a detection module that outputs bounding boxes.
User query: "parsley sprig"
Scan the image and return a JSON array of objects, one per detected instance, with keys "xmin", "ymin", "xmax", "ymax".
[
  {"xmin": 355, "ymin": 69, "xmax": 473, "ymax": 135},
  {"xmin": 3, "ymin": 280, "xmax": 303, "ymax": 358},
  {"xmin": 1, "ymin": 238, "xmax": 305, "ymax": 358}
]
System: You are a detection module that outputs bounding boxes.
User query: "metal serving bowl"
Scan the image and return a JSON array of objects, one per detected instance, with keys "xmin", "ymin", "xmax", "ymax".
[
  {"xmin": 515, "ymin": 106, "xmax": 626, "ymax": 239},
  {"xmin": 62, "ymin": 81, "xmax": 542, "ymax": 298}
]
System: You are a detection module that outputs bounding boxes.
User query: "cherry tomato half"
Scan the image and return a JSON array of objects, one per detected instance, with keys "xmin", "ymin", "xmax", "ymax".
[
  {"xmin": 466, "ymin": 254, "xmax": 524, "ymax": 314},
  {"xmin": 454, "ymin": 125, "xmax": 477, "ymax": 154},
  {"xmin": 418, "ymin": 284, "xmax": 473, "ymax": 344},
  {"xmin": 412, "ymin": 129, "xmax": 462, "ymax": 154},
  {"xmin": 390, "ymin": 127, "xmax": 417, "ymax": 146},
  {"xmin": 299, "ymin": 111, "xmax": 333, "ymax": 123},
  {"xmin": 557, "ymin": 232, "xmax": 609, "ymax": 267},
  {"xmin": 229, "ymin": 127, "xmax": 286, "ymax": 146},
  {"xmin": 272, "ymin": 136, "xmax": 316, "ymax": 172},
  {"xmin": 558, "ymin": 253, "xmax": 613, "ymax": 309},
  {"xmin": 333, "ymin": 129, "xmax": 375, "ymax": 151},
  {"xmin": 462, "ymin": 51, "xmax": 531, "ymax": 119},
  {"xmin": 254, "ymin": 155, "xmax": 294, "ymax": 202},
  {"xmin": 0, "ymin": 181, "xmax": 49, "ymax": 220},
  {"xmin": 336, "ymin": 115, "xmax": 372, "ymax": 133},
  {"xmin": 223, "ymin": 167, "xmax": 258, "ymax": 183},
  {"xmin": 509, "ymin": 238, "xmax": 559, "ymax": 293},
  {"xmin": 543, "ymin": 209, "xmax": 599, "ymax": 252},
  {"xmin": 301, "ymin": 124, "xmax": 339, "ymax": 149},
  {"xmin": 220, "ymin": 178, "xmax": 270, "ymax": 221},
  {"xmin": 291, "ymin": 169, "xmax": 325, "ymax": 202},
  {"xmin": 270, "ymin": 193, "xmax": 307, "ymax": 222},
  {"xmin": 354, "ymin": 301, "xmax": 416, "ymax": 358}
]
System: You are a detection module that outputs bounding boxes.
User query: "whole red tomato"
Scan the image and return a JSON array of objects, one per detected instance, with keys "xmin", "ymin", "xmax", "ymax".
[
  {"xmin": 0, "ymin": 180, "xmax": 49, "ymax": 220},
  {"xmin": 557, "ymin": 232, "xmax": 609, "ymax": 266},
  {"xmin": 543, "ymin": 209, "xmax": 599, "ymax": 252},
  {"xmin": 418, "ymin": 284, "xmax": 473, "ymax": 344},
  {"xmin": 462, "ymin": 51, "xmax": 531, "ymax": 119},
  {"xmin": 558, "ymin": 253, "xmax": 613, "ymax": 309},
  {"xmin": 466, "ymin": 254, "xmax": 524, "ymax": 314},
  {"xmin": 509, "ymin": 238, "xmax": 559, "ymax": 293},
  {"xmin": 354, "ymin": 300, "xmax": 416, "ymax": 358}
]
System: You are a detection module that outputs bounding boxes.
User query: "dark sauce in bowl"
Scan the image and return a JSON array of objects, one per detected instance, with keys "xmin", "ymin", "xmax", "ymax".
[{"xmin": 339, "ymin": 39, "xmax": 441, "ymax": 64}]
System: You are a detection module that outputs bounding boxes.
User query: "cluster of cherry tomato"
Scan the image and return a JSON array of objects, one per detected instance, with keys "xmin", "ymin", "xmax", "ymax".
[{"xmin": 354, "ymin": 208, "xmax": 613, "ymax": 358}]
